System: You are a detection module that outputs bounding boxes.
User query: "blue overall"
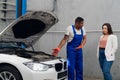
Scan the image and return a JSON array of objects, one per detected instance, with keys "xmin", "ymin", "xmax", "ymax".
[{"xmin": 67, "ymin": 25, "xmax": 83, "ymax": 80}]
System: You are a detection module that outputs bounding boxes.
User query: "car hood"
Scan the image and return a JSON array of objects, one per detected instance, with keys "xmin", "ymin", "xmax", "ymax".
[{"xmin": 0, "ymin": 11, "xmax": 58, "ymax": 47}]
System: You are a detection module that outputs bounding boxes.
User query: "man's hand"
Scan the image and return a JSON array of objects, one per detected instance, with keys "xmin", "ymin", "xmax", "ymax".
[
  {"xmin": 75, "ymin": 35, "xmax": 86, "ymax": 50},
  {"xmin": 52, "ymin": 35, "xmax": 68, "ymax": 56},
  {"xmin": 52, "ymin": 47, "xmax": 61, "ymax": 56},
  {"xmin": 75, "ymin": 45, "xmax": 83, "ymax": 49}
]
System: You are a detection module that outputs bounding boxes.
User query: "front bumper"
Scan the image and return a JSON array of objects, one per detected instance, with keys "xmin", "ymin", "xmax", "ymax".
[
  {"xmin": 20, "ymin": 60, "xmax": 67, "ymax": 80},
  {"xmin": 22, "ymin": 68, "xmax": 67, "ymax": 80}
]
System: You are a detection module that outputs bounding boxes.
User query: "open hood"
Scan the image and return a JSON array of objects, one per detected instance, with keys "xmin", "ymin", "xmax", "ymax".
[{"xmin": 0, "ymin": 11, "xmax": 58, "ymax": 47}]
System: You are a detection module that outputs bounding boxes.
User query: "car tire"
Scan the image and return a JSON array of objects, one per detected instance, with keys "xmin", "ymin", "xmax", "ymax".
[{"xmin": 0, "ymin": 65, "xmax": 22, "ymax": 80}]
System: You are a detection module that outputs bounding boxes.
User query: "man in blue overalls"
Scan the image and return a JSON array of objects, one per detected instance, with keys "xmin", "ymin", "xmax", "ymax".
[{"xmin": 52, "ymin": 17, "xmax": 86, "ymax": 80}]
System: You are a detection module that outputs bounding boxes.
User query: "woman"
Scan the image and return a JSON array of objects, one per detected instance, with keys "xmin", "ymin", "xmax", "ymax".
[{"xmin": 97, "ymin": 23, "xmax": 118, "ymax": 80}]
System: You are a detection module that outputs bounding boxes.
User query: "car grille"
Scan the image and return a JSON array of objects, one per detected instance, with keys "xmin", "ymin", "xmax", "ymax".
[
  {"xmin": 55, "ymin": 63, "xmax": 62, "ymax": 72},
  {"xmin": 57, "ymin": 71, "xmax": 67, "ymax": 79},
  {"xmin": 64, "ymin": 61, "xmax": 67, "ymax": 70},
  {"xmin": 55, "ymin": 61, "xmax": 67, "ymax": 72},
  {"xmin": 55, "ymin": 61, "xmax": 67, "ymax": 79}
]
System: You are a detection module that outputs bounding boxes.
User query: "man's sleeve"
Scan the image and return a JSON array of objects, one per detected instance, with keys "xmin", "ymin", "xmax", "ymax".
[
  {"xmin": 82, "ymin": 27, "xmax": 86, "ymax": 36},
  {"xmin": 65, "ymin": 26, "xmax": 70, "ymax": 36}
]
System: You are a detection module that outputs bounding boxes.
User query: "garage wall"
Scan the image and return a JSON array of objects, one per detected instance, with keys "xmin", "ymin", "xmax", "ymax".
[
  {"xmin": 0, "ymin": 0, "xmax": 16, "ymax": 31},
  {"xmin": 0, "ymin": 0, "xmax": 120, "ymax": 79}
]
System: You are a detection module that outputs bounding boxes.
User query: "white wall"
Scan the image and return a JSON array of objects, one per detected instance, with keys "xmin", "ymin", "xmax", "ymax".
[{"xmin": 27, "ymin": 0, "xmax": 54, "ymax": 11}]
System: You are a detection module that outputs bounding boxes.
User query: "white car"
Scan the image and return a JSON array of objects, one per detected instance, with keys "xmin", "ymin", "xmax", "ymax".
[{"xmin": 0, "ymin": 11, "xmax": 67, "ymax": 80}]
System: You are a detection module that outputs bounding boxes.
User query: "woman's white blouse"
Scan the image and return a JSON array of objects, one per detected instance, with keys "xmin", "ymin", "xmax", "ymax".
[{"xmin": 97, "ymin": 34, "xmax": 118, "ymax": 61}]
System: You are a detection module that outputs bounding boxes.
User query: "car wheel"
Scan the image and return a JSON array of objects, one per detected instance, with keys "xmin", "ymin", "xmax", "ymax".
[{"xmin": 0, "ymin": 65, "xmax": 22, "ymax": 80}]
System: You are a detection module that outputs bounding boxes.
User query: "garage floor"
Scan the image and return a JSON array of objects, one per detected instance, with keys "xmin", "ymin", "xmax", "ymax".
[
  {"xmin": 84, "ymin": 78, "xmax": 102, "ymax": 80},
  {"xmin": 65, "ymin": 78, "xmax": 102, "ymax": 80}
]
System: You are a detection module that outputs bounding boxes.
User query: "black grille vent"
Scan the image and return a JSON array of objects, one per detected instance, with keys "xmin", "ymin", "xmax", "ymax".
[
  {"xmin": 57, "ymin": 71, "xmax": 67, "ymax": 79},
  {"xmin": 55, "ymin": 63, "xmax": 62, "ymax": 72},
  {"xmin": 64, "ymin": 61, "xmax": 67, "ymax": 70}
]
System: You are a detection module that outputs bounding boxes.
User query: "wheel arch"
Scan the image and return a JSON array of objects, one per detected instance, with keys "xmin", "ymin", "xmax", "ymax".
[{"xmin": 0, "ymin": 63, "xmax": 23, "ymax": 80}]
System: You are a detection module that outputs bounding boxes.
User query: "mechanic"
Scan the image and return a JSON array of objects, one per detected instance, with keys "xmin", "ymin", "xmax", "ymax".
[{"xmin": 52, "ymin": 17, "xmax": 87, "ymax": 80}]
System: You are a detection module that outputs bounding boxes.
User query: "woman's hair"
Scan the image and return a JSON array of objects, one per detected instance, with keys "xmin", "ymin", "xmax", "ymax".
[{"xmin": 102, "ymin": 23, "xmax": 113, "ymax": 34}]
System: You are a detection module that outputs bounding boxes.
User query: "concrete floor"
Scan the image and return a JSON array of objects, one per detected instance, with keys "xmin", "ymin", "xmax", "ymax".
[
  {"xmin": 84, "ymin": 78, "xmax": 102, "ymax": 80},
  {"xmin": 65, "ymin": 78, "xmax": 102, "ymax": 80}
]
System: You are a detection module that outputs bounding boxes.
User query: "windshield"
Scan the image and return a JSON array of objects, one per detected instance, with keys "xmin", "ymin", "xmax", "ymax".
[{"xmin": 0, "ymin": 41, "xmax": 26, "ymax": 49}]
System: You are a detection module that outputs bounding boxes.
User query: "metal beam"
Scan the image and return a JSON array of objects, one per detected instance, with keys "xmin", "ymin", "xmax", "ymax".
[
  {"xmin": 16, "ymin": 0, "xmax": 26, "ymax": 18},
  {"xmin": 16, "ymin": 0, "xmax": 22, "ymax": 18},
  {"xmin": 22, "ymin": 0, "xmax": 27, "ymax": 15}
]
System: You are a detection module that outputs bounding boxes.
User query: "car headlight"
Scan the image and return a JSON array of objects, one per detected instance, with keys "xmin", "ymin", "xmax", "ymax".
[{"xmin": 23, "ymin": 62, "xmax": 52, "ymax": 71}]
